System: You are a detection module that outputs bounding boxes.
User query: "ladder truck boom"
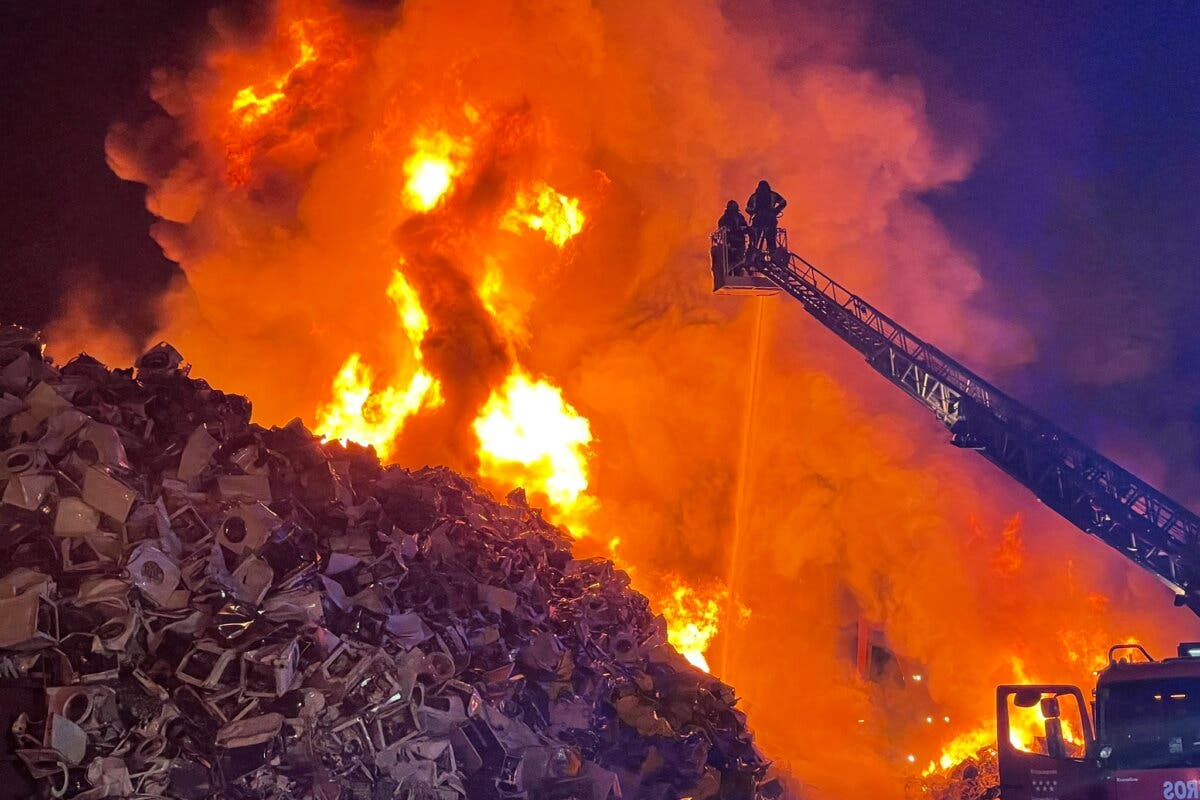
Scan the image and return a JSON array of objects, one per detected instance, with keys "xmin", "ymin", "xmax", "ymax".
[
  {"xmin": 711, "ymin": 228, "xmax": 1200, "ymax": 614},
  {"xmin": 714, "ymin": 218, "xmax": 1200, "ymax": 798}
]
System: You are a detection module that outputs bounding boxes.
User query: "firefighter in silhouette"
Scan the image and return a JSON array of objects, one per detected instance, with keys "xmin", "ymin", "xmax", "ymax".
[
  {"xmin": 746, "ymin": 179, "xmax": 787, "ymax": 252},
  {"xmin": 717, "ymin": 200, "xmax": 749, "ymax": 270}
]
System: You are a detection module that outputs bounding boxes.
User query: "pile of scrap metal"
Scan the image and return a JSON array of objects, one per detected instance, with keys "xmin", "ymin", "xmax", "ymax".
[
  {"xmin": 0, "ymin": 326, "xmax": 778, "ymax": 800},
  {"xmin": 914, "ymin": 749, "xmax": 998, "ymax": 800}
]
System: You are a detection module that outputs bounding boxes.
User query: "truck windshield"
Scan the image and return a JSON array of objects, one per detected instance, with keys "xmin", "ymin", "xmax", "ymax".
[{"xmin": 1099, "ymin": 679, "xmax": 1200, "ymax": 770}]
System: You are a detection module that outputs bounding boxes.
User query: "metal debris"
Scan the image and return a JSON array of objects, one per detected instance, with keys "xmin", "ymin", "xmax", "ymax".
[
  {"xmin": 914, "ymin": 749, "xmax": 999, "ymax": 800},
  {"xmin": 0, "ymin": 327, "xmax": 775, "ymax": 799}
]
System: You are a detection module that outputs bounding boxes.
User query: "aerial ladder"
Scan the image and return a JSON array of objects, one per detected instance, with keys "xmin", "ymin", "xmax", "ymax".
[
  {"xmin": 712, "ymin": 224, "xmax": 1200, "ymax": 800},
  {"xmin": 712, "ymin": 227, "xmax": 1200, "ymax": 614}
]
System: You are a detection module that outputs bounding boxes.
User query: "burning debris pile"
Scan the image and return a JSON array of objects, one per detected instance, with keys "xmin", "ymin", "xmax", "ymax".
[
  {"xmin": 915, "ymin": 750, "xmax": 998, "ymax": 800},
  {"xmin": 0, "ymin": 328, "xmax": 777, "ymax": 800}
]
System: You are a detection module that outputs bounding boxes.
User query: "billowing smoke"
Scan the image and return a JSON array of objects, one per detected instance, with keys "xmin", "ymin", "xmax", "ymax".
[{"xmin": 49, "ymin": 0, "xmax": 1196, "ymax": 796}]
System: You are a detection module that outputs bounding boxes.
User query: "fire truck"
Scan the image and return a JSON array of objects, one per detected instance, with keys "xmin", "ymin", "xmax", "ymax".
[{"xmin": 711, "ymin": 225, "xmax": 1200, "ymax": 799}]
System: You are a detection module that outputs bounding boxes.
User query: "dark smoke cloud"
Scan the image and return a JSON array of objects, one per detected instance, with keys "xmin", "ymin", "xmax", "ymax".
[{"xmin": 0, "ymin": 2, "xmax": 212, "ymax": 343}]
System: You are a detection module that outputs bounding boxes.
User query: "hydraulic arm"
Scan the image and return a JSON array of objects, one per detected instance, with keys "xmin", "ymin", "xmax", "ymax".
[{"xmin": 715, "ymin": 231, "xmax": 1200, "ymax": 613}]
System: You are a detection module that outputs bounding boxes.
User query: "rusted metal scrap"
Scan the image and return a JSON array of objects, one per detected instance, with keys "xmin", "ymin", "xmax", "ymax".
[{"xmin": 0, "ymin": 327, "xmax": 776, "ymax": 800}]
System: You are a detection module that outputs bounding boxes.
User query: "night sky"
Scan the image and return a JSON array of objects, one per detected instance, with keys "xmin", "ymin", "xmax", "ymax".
[
  {"xmin": 0, "ymin": 2, "xmax": 212, "ymax": 340},
  {"xmin": 871, "ymin": 1, "xmax": 1200, "ymax": 504},
  {"xmin": 2, "ymin": 1, "xmax": 1198, "ymax": 502}
]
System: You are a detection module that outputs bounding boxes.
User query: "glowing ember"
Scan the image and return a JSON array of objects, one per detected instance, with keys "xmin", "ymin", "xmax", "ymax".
[
  {"xmin": 473, "ymin": 370, "xmax": 595, "ymax": 533},
  {"xmin": 403, "ymin": 132, "xmax": 469, "ymax": 212},
  {"xmin": 314, "ymin": 269, "xmax": 441, "ymax": 459},
  {"xmin": 661, "ymin": 578, "xmax": 727, "ymax": 673},
  {"xmin": 503, "ymin": 182, "xmax": 586, "ymax": 246}
]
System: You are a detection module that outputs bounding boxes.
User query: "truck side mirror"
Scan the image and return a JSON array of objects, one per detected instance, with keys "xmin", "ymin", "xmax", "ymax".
[
  {"xmin": 1014, "ymin": 688, "xmax": 1042, "ymax": 708},
  {"xmin": 1041, "ymin": 697, "xmax": 1061, "ymax": 719}
]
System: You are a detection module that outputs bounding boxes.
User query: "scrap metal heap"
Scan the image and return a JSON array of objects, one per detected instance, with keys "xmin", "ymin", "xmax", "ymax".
[
  {"xmin": 914, "ymin": 748, "xmax": 998, "ymax": 800},
  {"xmin": 0, "ymin": 326, "xmax": 776, "ymax": 800}
]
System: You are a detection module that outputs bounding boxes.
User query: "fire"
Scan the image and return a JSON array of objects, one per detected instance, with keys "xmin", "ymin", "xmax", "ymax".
[
  {"xmin": 477, "ymin": 261, "xmax": 530, "ymax": 347},
  {"xmin": 472, "ymin": 176, "xmax": 592, "ymax": 531},
  {"xmin": 479, "ymin": 263, "xmax": 505, "ymax": 320},
  {"xmin": 992, "ymin": 514, "xmax": 1024, "ymax": 574},
  {"xmin": 403, "ymin": 131, "xmax": 470, "ymax": 212},
  {"xmin": 502, "ymin": 182, "xmax": 586, "ymax": 247},
  {"xmin": 230, "ymin": 87, "xmax": 286, "ymax": 124},
  {"xmin": 229, "ymin": 21, "xmax": 318, "ymax": 125},
  {"xmin": 102, "ymin": 2, "xmax": 1200, "ymax": 795},
  {"xmin": 213, "ymin": 9, "xmax": 359, "ymax": 188},
  {"xmin": 925, "ymin": 656, "xmax": 1087, "ymax": 776},
  {"xmin": 314, "ymin": 269, "xmax": 441, "ymax": 459},
  {"xmin": 473, "ymin": 369, "xmax": 595, "ymax": 534},
  {"xmin": 925, "ymin": 726, "xmax": 996, "ymax": 775},
  {"xmin": 661, "ymin": 578, "xmax": 727, "ymax": 672}
]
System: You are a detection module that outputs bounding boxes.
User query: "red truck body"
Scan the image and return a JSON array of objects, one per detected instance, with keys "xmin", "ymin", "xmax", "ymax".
[{"xmin": 999, "ymin": 646, "xmax": 1200, "ymax": 800}]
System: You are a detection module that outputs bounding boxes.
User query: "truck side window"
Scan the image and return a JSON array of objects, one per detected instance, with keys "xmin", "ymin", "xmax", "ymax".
[
  {"xmin": 1006, "ymin": 692, "xmax": 1087, "ymax": 759},
  {"xmin": 1100, "ymin": 680, "xmax": 1200, "ymax": 770}
]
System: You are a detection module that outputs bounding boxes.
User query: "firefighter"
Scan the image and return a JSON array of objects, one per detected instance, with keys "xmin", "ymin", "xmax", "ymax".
[
  {"xmin": 717, "ymin": 200, "xmax": 749, "ymax": 268},
  {"xmin": 746, "ymin": 179, "xmax": 787, "ymax": 252}
]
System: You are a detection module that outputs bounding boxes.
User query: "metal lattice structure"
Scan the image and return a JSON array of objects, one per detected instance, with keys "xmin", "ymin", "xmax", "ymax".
[{"xmin": 721, "ymin": 233, "xmax": 1200, "ymax": 614}]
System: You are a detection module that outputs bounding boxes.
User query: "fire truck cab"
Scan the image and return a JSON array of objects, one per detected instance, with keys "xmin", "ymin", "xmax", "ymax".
[{"xmin": 999, "ymin": 644, "xmax": 1200, "ymax": 800}]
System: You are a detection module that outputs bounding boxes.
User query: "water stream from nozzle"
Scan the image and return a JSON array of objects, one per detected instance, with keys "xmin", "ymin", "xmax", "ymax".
[{"xmin": 717, "ymin": 295, "xmax": 767, "ymax": 679}]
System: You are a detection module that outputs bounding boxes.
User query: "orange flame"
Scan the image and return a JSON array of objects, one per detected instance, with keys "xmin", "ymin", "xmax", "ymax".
[
  {"xmin": 217, "ymin": 15, "xmax": 353, "ymax": 187},
  {"xmin": 314, "ymin": 268, "xmax": 442, "ymax": 459},
  {"xmin": 925, "ymin": 656, "xmax": 1087, "ymax": 775},
  {"xmin": 502, "ymin": 181, "xmax": 586, "ymax": 246},
  {"xmin": 478, "ymin": 260, "xmax": 530, "ymax": 347},
  {"xmin": 925, "ymin": 706, "xmax": 1080, "ymax": 777},
  {"xmin": 229, "ymin": 21, "xmax": 318, "ymax": 125},
  {"xmin": 661, "ymin": 577, "xmax": 729, "ymax": 673},
  {"xmin": 473, "ymin": 369, "xmax": 595, "ymax": 534},
  {"xmin": 403, "ymin": 131, "xmax": 470, "ymax": 212},
  {"xmin": 924, "ymin": 725, "xmax": 995, "ymax": 775}
]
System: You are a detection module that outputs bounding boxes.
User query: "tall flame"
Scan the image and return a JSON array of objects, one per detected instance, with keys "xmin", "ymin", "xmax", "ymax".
[
  {"xmin": 661, "ymin": 577, "xmax": 731, "ymax": 673},
  {"xmin": 471, "ymin": 179, "xmax": 593, "ymax": 532},
  {"xmin": 314, "ymin": 268, "xmax": 442, "ymax": 459},
  {"xmin": 473, "ymin": 369, "xmax": 596, "ymax": 533}
]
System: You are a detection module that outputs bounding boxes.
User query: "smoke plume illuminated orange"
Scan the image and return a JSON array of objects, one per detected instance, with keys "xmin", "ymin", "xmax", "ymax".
[
  {"xmin": 229, "ymin": 21, "xmax": 318, "ymax": 125},
  {"xmin": 87, "ymin": 0, "xmax": 1200, "ymax": 796}
]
